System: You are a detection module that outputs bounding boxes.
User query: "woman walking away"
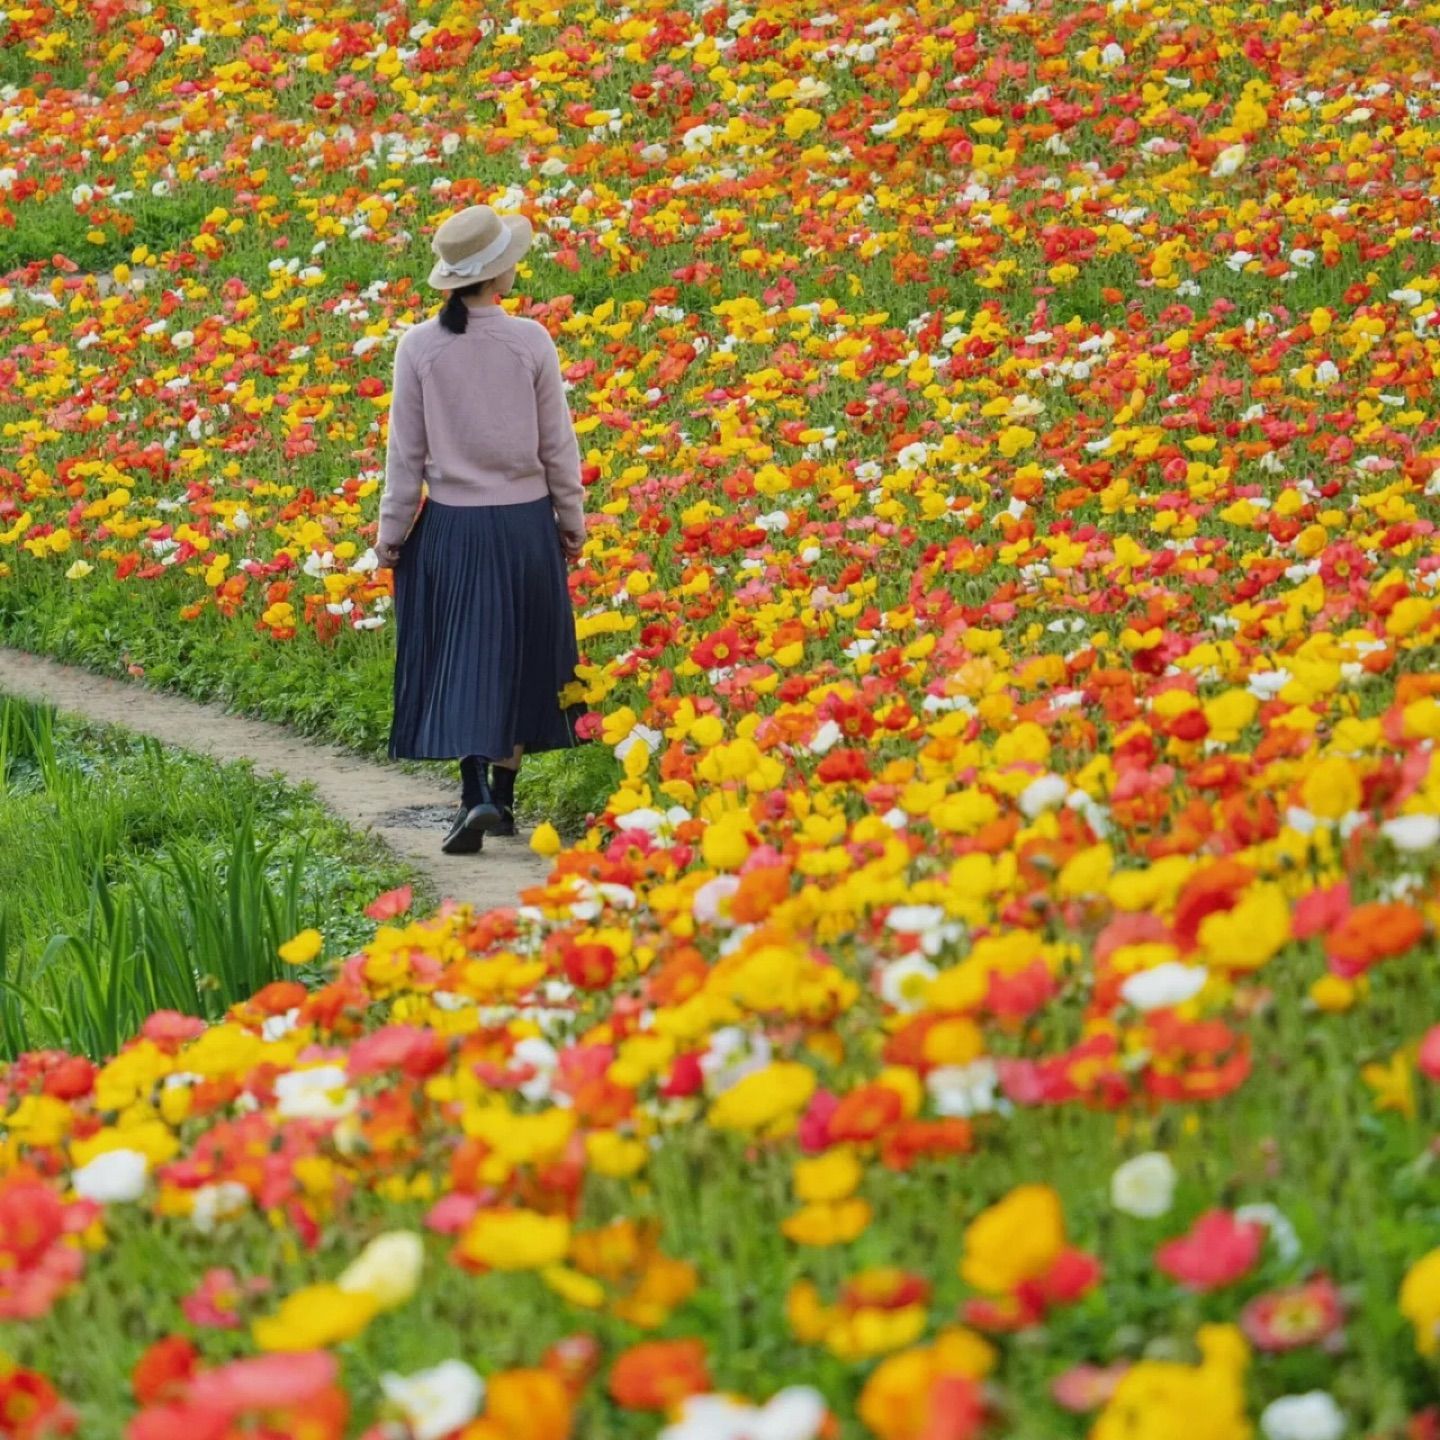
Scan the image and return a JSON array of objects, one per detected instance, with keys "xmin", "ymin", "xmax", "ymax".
[{"xmin": 374, "ymin": 202, "xmax": 588, "ymax": 855}]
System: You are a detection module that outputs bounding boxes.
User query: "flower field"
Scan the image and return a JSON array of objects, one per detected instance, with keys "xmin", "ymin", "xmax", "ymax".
[{"xmin": 2, "ymin": 0, "xmax": 1440, "ymax": 1435}]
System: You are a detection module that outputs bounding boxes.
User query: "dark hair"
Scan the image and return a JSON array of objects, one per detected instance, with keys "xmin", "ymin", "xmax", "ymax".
[{"xmin": 439, "ymin": 280, "xmax": 487, "ymax": 334}]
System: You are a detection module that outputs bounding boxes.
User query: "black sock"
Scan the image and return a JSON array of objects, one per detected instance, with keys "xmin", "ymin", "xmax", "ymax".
[
  {"xmin": 460, "ymin": 755, "xmax": 487, "ymax": 810},
  {"xmin": 490, "ymin": 763, "xmax": 517, "ymax": 812}
]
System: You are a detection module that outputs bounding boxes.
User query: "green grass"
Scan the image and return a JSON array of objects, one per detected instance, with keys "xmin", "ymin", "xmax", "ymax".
[
  {"xmin": 0, "ymin": 693, "xmax": 428, "ymax": 1056},
  {"xmin": 0, "ymin": 188, "xmax": 216, "ymax": 278}
]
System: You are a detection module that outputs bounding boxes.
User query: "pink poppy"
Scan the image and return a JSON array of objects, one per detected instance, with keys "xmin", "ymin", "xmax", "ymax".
[
  {"xmin": 0, "ymin": 1243, "xmax": 84, "ymax": 1321},
  {"xmin": 1240, "ymin": 1274, "xmax": 1344, "ymax": 1351},
  {"xmin": 140, "ymin": 1012, "xmax": 208, "ymax": 1048},
  {"xmin": 180, "ymin": 1268, "xmax": 271, "ymax": 1330},
  {"xmin": 425, "ymin": 1191, "xmax": 484, "ymax": 1234},
  {"xmin": 1292, "ymin": 882, "xmax": 1351, "ymax": 940},
  {"xmin": 1051, "ymin": 1362, "xmax": 1132, "ymax": 1412},
  {"xmin": 796, "ymin": 1090, "xmax": 840, "ymax": 1153},
  {"xmin": 346, "ymin": 1025, "xmax": 447, "ymax": 1080},
  {"xmin": 1419, "ymin": 1025, "xmax": 1440, "ymax": 1082},
  {"xmin": 362, "ymin": 884, "xmax": 413, "ymax": 920},
  {"xmin": 1094, "ymin": 913, "xmax": 1173, "ymax": 966},
  {"xmin": 185, "ymin": 1351, "xmax": 337, "ymax": 1414},
  {"xmin": 1155, "ymin": 1210, "xmax": 1265, "ymax": 1292}
]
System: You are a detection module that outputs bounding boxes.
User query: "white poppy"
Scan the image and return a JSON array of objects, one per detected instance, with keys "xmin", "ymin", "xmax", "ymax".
[
  {"xmin": 380, "ymin": 1361, "xmax": 485, "ymax": 1440},
  {"xmin": 927, "ymin": 1058, "xmax": 1002, "ymax": 1117},
  {"xmin": 878, "ymin": 955, "xmax": 938, "ymax": 1013},
  {"xmin": 692, "ymin": 874, "xmax": 742, "ymax": 926},
  {"xmin": 1120, "ymin": 963, "xmax": 1208, "ymax": 1012},
  {"xmin": 512, "ymin": 1037, "xmax": 560, "ymax": 1103},
  {"xmin": 700, "ymin": 1027, "xmax": 772, "ymax": 1095},
  {"xmin": 336, "ymin": 1231, "xmax": 424, "ymax": 1310},
  {"xmin": 1210, "ymin": 143, "xmax": 1247, "ymax": 177},
  {"xmin": 661, "ymin": 1385, "xmax": 828, "ymax": 1440},
  {"xmin": 1109, "ymin": 1152, "xmax": 1177, "ymax": 1218},
  {"xmin": 1236, "ymin": 1202, "xmax": 1302, "ymax": 1264},
  {"xmin": 1381, "ymin": 814, "xmax": 1440, "ymax": 852},
  {"xmin": 190, "ymin": 1181, "xmax": 250, "ymax": 1233},
  {"xmin": 273, "ymin": 1065, "xmax": 355, "ymax": 1121},
  {"xmin": 1019, "ymin": 773, "xmax": 1069, "ymax": 819},
  {"xmin": 808, "ymin": 720, "xmax": 842, "ymax": 755},
  {"xmin": 1260, "ymin": 1392, "xmax": 1346, "ymax": 1440},
  {"xmin": 72, "ymin": 1149, "xmax": 149, "ymax": 1204},
  {"xmin": 885, "ymin": 905, "xmax": 946, "ymax": 936}
]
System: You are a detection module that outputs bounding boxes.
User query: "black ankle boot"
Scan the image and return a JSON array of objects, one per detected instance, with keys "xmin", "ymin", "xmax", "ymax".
[
  {"xmin": 446, "ymin": 756, "xmax": 505, "ymax": 852},
  {"xmin": 490, "ymin": 764, "xmax": 517, "ymax": 836},
  {"xmin": 441, "ymin": 803, "xmax": 485, "ymax": 854}
]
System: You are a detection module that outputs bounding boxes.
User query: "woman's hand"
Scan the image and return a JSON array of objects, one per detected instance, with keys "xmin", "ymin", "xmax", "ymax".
[
  {"xmin": 374, "ymin": 540, "xmax": 404, "ymax": 569},
  {"xmin": 559, "ymin": 527, "xmax": 585, "ymax": 562}
]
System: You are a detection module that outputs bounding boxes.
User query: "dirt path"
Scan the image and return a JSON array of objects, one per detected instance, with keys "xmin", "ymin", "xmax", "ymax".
[{"xmin": 0, "ymin": 647, "xmax": 554, "ymax": 916}]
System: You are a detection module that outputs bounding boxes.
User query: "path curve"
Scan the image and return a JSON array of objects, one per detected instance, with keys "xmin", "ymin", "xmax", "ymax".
[{"xmin": 0, "ymin": 647, "xmax": 553, "ymax": 915}]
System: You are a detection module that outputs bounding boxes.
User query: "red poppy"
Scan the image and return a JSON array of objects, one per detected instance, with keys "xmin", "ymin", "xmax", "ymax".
[
  {"xmin": 659, "ymin": 1052, "xmax": 704, "ymax": 1099},
  {"xmin": 608, "ymin": 1339, "xmax": 710, "ymax": 1411},
  {"xmin": 238, "ymin": 981, "xmax": 308, "ymax": 1022},
  {"xmin": 815, "ymin": 747, "xmax": 872, "ymax": 785},
  {"xmin": 985, "ymin": 961, "xmax": 1058, "ymax": 1023},
  {"xmin": 1326, "ymin": 901, "xmax": 1425, "ymax": 977},
  {"xmin": 878, "ymin": 1118, "xmax": 974, "ymax": 1171},
  {"xmin": 40, "ymin": 1056, "xmax": 95, "ymax": 1102},
  {"xmin": 1171, "ymin": 860, "xmax": 1254, "ymax": 953},
  {"xmin": 840, "ymin": 1268, "xmax": 930, "ymax": 1312},
  {"xmin": 917, "ymin": 1375, "xmax": 984, "ymax": 1440},
  {"xmin": 827, "ymin": 1083, "xmax": 906, "ymax": 1143},
  {"xmin": 689, "ymin": 626, "xmax": 749, "ymax": 670},
  {"xmin": 132, "ymin": 1338, "xmax": 199, "ymax": 1406},
  {"xmin": 1034, "ymin": 1247, "xmax": 1103, "ymax": 1307},
  {"xmin": 563, "ymin": 942, "xmax": 618, "ymax": 990},
  {"xmin": 0, "ymin": 1368, "xmax": 75, "ymax": 1438}
]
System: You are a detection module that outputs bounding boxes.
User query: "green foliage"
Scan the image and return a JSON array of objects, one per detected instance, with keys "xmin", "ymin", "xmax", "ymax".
[
  {"xmin": 0, "ymin": 695, "xmax": 422, "ymax": 1056},
  {"xmin": 521, "ymin": 741, "xmax": 621, "ymax": 839},
  {"xmin": 0, "ymin": 189, "xmax": 215, "ymax": 276}
]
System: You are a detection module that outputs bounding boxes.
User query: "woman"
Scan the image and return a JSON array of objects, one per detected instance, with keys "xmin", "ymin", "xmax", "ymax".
[{"xmin": 375, "ymin": 203, "xmax": 587, "ymax": 855}]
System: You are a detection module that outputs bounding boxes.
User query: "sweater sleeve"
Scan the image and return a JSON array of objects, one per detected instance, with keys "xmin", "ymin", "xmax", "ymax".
[
  {"xmin": 532, "ymin": 327, "xmax": 586, "ymax": 535},
  {"xmin": 377, "ymin": 334, "xmax": 427, "ymax": 551}
]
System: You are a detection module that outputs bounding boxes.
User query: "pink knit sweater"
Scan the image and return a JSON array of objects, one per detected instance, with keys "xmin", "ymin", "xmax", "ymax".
[{"xmin": 376, "ymin": 304, "xmax": 586, "ymax": 552}]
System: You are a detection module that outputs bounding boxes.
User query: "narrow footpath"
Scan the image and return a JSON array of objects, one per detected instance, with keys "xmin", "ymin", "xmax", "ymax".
[{"xmin": 0, "ymin": 647, "xmax": 553, "ymax": 915}]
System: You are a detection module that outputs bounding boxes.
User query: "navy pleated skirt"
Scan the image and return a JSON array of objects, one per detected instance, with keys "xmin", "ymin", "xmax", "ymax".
[{"xmin": 388, "ymin": 497, "xmax": 585, "ymax": 762}]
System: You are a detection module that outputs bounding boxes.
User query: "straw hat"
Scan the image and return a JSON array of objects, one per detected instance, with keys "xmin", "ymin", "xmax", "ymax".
[{"xmin": 427, "ymin": 204, "xmax": 533, "ymax": 290}]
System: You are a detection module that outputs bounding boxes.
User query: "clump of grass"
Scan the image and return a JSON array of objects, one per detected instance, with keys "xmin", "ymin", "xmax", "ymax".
[
  {"xmin": 0, "ymin": 695, "xmax": 424, "ymax": 1057},
  {"xmin": 520, "ymin": 742, "xmax": 622, "ymax": 840}
]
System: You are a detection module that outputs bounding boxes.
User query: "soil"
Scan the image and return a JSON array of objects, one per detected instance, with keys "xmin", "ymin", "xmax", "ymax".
[{"xmin": 0, "ymin": 647, "xmax": 553, "ymax": 915}]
